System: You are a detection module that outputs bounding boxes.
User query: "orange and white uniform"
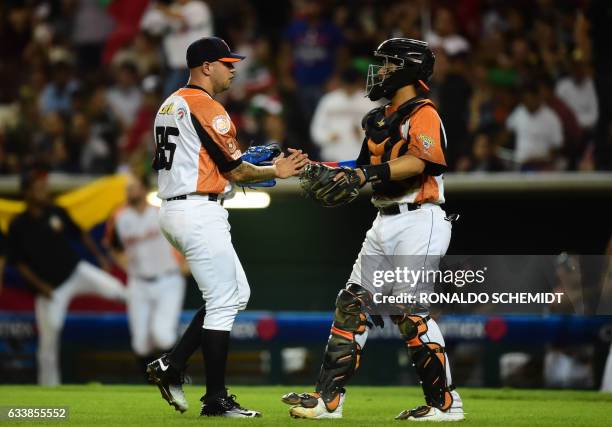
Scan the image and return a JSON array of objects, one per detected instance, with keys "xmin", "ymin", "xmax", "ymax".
[
  {"xmin": 154, "ymin": 85, "xmax": 242, "ymax": 199},
  {"xmin": 154, "ymin": 84, "xmax": 250, "ymax": 331},
  {"xmin": 349, "ymin": 96, "xmax": 452, "ymax": 299}
]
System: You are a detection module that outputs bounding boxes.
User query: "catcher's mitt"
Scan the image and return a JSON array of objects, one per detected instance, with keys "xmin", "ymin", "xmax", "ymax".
[{"xmin": 299, "ymin": 163, "xmax": 361, "ymax": 207}]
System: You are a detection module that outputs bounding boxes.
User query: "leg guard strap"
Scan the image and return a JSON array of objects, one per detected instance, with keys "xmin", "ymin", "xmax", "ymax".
[
  {"xmin": 315, "ymin": 283, "xmax": 369, "ymax": 409},
  {"xmin": 394, "ymin": 315, "xmax": 454, "ymax": 411}
]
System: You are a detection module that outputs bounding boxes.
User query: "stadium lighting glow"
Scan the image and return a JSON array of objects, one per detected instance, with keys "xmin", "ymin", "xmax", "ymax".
[
  {"xmin": 146, "ymin": 191, "xmax": 271, "ymax": 209},
  {"xmin": 224, "ymin": 191, "xmax": 271, "ymax": 209},
  {"xmin": 146, "ymin": 191, "xmax": 162, "ymax": 207}
]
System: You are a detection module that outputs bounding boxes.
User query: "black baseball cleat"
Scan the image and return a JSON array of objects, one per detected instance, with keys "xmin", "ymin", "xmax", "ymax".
[
  {"xmin": 200, "ymin": 390, "xmax": 261, "ymax": 418},
  {"xmin": 146, "ymin": 355, "xmax": 189, "ymax": 413}
]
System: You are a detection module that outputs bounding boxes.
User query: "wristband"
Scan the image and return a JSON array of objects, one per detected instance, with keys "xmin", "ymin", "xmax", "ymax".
[{"xmin": 360, "ymin": 163, "xmax": 391, "ymax": 183}]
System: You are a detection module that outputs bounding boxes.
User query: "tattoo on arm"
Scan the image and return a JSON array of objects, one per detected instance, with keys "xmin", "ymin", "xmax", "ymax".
[{"xmin": 226, "ymin": 162, "xmax": 276, "ymax": 183}]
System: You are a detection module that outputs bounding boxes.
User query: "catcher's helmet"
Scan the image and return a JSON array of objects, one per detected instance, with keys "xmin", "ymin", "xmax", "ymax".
[{"xmin": 366, "ymin": 38, "xmax": 435, "ymax": 101}]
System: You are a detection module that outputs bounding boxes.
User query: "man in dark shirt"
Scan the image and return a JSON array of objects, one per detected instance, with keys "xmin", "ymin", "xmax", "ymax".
[{"xmin": 6, "ymin": 170, "xmax": 126, "ymax": 385}]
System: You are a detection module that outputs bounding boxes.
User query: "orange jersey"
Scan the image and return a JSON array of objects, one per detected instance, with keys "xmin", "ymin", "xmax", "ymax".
[
  {"xmin": 154, "ymin": 85, "xmax": 242, "ymax": 199},
  {"xmin": 359, "ymin": 97, "xmax": 448, "ymax": 205}
]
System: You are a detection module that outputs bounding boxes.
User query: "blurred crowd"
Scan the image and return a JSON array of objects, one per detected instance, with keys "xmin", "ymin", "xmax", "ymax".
[{"xmin": 0, "ymin": 0, "xmax": 610, "ymax": 176}]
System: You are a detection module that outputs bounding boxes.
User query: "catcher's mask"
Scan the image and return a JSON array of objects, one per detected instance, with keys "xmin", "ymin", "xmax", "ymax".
[{"xmin": 366, "ymin": 38, "xmax": 435, "ymax": 101}]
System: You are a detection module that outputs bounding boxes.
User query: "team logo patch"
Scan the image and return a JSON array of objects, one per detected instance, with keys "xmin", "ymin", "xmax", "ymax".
[
  {"xmin": 227, "ymin": 141, "xmax": 237, "ymax": 154},
  {"xmin": 176, "ymin": 107, "xmax": 186, "ymax": 120},
  {"xmin": 212, "ymin": 114, "xmax": 231, "ymax": 134},
  {"xmin": 418, "ymin": 134, "xmax": 434, "ymax": 150},
  {"xmin": 159, "ymin": 102, "xmax": 175, "ymax": 115}
]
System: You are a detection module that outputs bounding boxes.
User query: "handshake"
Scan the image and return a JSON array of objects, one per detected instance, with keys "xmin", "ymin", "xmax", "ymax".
[
  {"xmin": 239, "ymin": 144, "xmax": 363, "ymax": 208},
  {"xmin": 238, "ymin": 143, "xmax": 308, "ymax": 188}
]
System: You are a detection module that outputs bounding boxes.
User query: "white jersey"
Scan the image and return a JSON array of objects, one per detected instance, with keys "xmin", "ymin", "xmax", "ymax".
[
  {"xmin": 107, "ymin": 204, "xmax": 180, "ymax": 279},
  {"xmin": 153, "ymin": 86, "xmax": 242, "ymax": 200}
]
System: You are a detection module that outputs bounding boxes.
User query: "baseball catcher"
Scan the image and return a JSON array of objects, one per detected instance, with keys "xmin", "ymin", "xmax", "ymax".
[{"xmin": 282, "ymin": 38, "xmax": 464, "ymax": 421}]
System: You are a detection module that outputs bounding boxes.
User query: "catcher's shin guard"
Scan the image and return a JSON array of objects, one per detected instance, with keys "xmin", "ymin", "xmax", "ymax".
[
  {"xmin": 393, "ymin": 314, "xmax": 454, "ymax": 411},
  {"xmin": 315, "ymin": 283, "xmax": 370, "ymax": 410}
]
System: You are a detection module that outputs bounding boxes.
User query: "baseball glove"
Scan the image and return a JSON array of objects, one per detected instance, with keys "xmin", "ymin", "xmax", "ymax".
[
  {"xmin": 241, "ymin": 143, "xmax": 281, "ymax": 165},
  {"xmin": 238, "ymin": 143, "xmax": 281, "ymax": 188},
  {"xmin": 299, "ymin": 163, "xmax": 362, "ymax": 207}
]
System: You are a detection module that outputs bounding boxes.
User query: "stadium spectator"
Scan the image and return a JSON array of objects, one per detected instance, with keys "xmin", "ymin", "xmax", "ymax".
[
  {"xmin": 0, "ymin": 3, "xmax": 33, "ymax": 103},
  {"xmin": 539, "ymin": 78, "xmax": 583, "ymax": 170},
  {"xmin": 279, "ymin": 1, "xmax": 345, "ymax": 124},
  {"xmin": 106, "ymin": 61, "xmax": 143, "ymax": 132},
  {"xmin": 555, "ymin": 57, "xmax": 599, "ymax": 135},
  {"xmin": 39, "ymin": 60, "xmax": 79, "ymax": 116},
  {"xmin": 71, "ymin": 0, "xmax": 115, "ymax": 73},
  {"xmin": 112, "ymin": 31, "xmax": 163, "ymax": 77},
  {"xmin": 6, "ymin": 170, "xmax": 126, "ymax": 385},
  {"xmin": 456, "ymin": 130, "xmax": 506, "ymax": 173},
  {"xmin": 83, "ymin": 86, "xmax": 121, "ymax": 173},
  {"xmin": 248, "ymin": 94, "xmax": 287, "ymax": 148},
  {"xmin": 0, "ymin": 0, "xmax": 609, "ymax": 173},
  {"xmin": 122, "ymin": 76, "xmax": 163, "ymax": 169},
  {"xmin": 505, "ymin": 82, "xmax": 563, "ymax": 171},
  {"xmin": 34, "ymin": 112, "xmax": 72, "ymax": 172},
  {"xmin": 435, "ymin": 51, "xmax": 472, "ymax": 169},
  {"xmin": 310, "ymin": 67, "xmax": 373, "ymax": 162},
  {"xmin": 425, "ymin": 7, "xmax": 470, "ymax": 57},
  {"xmin": 141, "ymin": 0, "xmax": 214, "ymax": 96}
]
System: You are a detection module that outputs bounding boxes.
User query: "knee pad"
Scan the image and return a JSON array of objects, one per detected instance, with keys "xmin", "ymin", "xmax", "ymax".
[
  {"xmin": 393, "ymin": 314, "xmax": 454, "ymax": 411},
  {"xmin": 315, "ymin": 283, "xmax": 370, "ymax": 408}
]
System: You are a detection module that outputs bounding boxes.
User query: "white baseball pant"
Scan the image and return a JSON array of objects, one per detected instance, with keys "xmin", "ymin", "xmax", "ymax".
[
  {"xmin": 158, "ymin": 197, "xmax": 250, "ymax": 331},
  {"xmin": 35, "ymin": 261, "xmax": 126, "ymax": 386},
  {"xmin": 348, "ymin": 203, "xmax": 455, "ymax": 384},
  {"xmin": 127, "ymin": 272, "xmax": 186, "ymax": 356}
]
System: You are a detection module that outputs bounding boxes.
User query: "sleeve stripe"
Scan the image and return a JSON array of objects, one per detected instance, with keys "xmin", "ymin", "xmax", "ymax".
[{"xmin": 190, "ymin": 113, "xmax": 242, "ymax": 172}]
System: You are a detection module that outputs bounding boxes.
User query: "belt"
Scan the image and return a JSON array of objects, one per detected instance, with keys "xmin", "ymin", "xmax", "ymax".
[
  {"xmin": 166, "ymin": 193, "xmax": 219, "ymax": 202},
  {"xmin": 378, "ymin": 203, "xmax": 421, "ymax": 215}
]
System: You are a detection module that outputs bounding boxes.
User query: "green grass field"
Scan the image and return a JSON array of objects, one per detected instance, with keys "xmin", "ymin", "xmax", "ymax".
[{"xmin": 1, "ymin": 385, "xmax": 611, "ymax": 426}]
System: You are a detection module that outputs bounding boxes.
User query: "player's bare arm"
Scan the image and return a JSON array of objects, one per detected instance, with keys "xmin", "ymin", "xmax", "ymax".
[{"xmin": 223, "ymin": 149, "xmax": 309, "ymax": 183}]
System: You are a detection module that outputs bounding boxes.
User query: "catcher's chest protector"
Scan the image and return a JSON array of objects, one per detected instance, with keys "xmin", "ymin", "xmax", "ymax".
[{"xmin": 362, "ymin": 96, "xmax": 435, "ymax": 197}]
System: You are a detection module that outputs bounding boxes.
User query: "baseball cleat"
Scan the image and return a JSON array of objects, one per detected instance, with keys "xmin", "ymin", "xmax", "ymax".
[
  {"xmin": 285, "ymin": 391, "xmax": 344, "ymax": 419},
  {"xmin": 200, "ymin": 391, "xmax": 261, "ymax": 418},
  {"xmin": 146, "ymin": 355, "xmax": 188, "ymax": 413},
  {"xmin": 281, "ymin": 392, "xmax": 320, "ymax": 407},
  {"xmin": 395, "ymin": 405, "xmax": 465, "ymax": 421}
]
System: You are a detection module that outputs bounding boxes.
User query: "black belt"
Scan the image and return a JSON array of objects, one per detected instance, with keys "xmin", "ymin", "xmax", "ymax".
[
  {"xmin": 166, "ymin": 194, "xmax": 219, "ymax": 202},
  {"xmin": 378, "ymin": 203, "xmax": 420, "ymax": 215}
]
